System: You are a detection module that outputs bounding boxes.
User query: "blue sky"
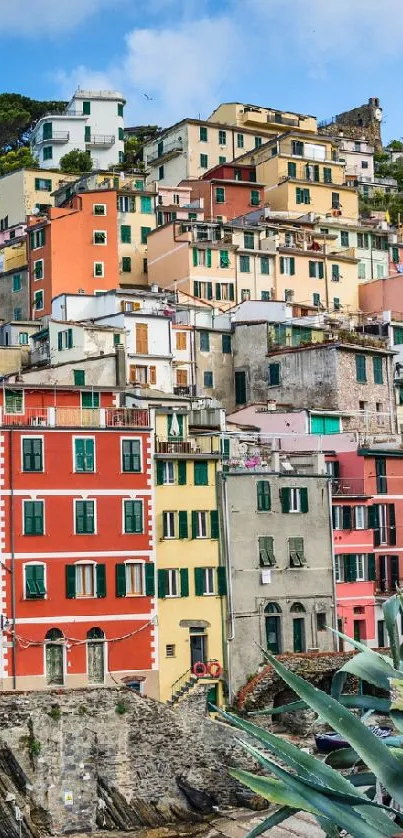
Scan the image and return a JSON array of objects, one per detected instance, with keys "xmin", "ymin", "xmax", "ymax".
[{"xmin": 0, "ymin": 0, "xmax": 401, "ymax": 143}]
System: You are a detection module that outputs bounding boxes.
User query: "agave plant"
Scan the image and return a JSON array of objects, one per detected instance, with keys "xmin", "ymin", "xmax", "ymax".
[{"xmin": 220, "ymin": 592, "xmax": 403, "ymax": 838}]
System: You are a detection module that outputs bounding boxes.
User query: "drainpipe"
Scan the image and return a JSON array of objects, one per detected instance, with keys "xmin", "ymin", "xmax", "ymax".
[
  {"xmin": 386, "ymin": 354, "xmax": 396, "ymax": 434},
  {"xmin": 323, "ymin": 238, "xmax": 330, "ymax": 310},
  {"xmin": 327, "ymin": 477, "xmax": 338, "ymax": 649},
  {"xmin": 220, "ymin": 474, "xmax": 235, "ymax": 699},
  {"xmin": 9, "ymin": 430, "xmax": 16, "ymax": 689}
]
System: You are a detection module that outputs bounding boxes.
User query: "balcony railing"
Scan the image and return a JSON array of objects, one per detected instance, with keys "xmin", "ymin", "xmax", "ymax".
[
  {"xmin": 331, "ymin": 477, "xmax": 366, "ymax": 496},
  {"xmin": 0, "ymin": 407, "xmax": 149, "ymax": 428},
  {"xmin": 34, "ymin": 131, "xmax": 70, "ymax": 146},
  {"xmin": 148, "ymin": 141, "xmax": 184, "ymax": 165},
  {"xmin": 173, "ymin": 386, "xmax": 196, "ymax": 397},
  {"xmin": 267, "ymin": 113, "xmax": 299, "ymax": 127},
  {"xmin": 86, "ymin": 135, "xmax": 115, "ymax": 147},
  {"xmin": 155, "ymin": 436, "xmax": 220, "ymax": 455}
]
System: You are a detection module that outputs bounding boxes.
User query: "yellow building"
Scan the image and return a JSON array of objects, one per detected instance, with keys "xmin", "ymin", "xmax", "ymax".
[
  {"xmin": 0, "ymin": 235, "xmax": 27, "ymax": 274},
  {"xmin": 240, "ymin": 132, "xmax": 359, "ymax": 221},
  {"xmin": 153, "ymin": 408, "xmax": 226, "ymax": 705},
  {"xmin": 0, "ymin": 168, "xmax": 78, "ymax": 228},
  {"xmin": 208, "ymin": 102, "xmax": 318, "ymax": 136}
]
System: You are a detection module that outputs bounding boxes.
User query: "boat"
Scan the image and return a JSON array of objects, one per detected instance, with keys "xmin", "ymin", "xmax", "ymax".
[{"xmin": 315, "ymin": 725, "xmax": 393, "ymax": 754}]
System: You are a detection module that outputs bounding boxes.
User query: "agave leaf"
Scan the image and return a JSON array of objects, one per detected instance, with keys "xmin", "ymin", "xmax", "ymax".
[
  {"xmin": 349, "ymin": 772, "xmax": 376, "ymax": 788},
  {"xmin": 229, "ymin": 767, "xmax": 393, "ymax": 838},
  {"xmin": 316, "ymin": 819, "xmax": 341, "ymax": 838},
  {"xmin": 327, "ymin": 627, "xmax": 396, "ymax": 666},
  {"xmin": 383, "ymin": 596, "xmax": 401, "ymax": 670},
  {"xmin": 331, "ymin": 669, "xmax": 347, "ymax": 700},
  {"xmin": 390, "ymin": 710, "xmax": 403, "ymax": 732},
  {"xmin": 340, "ymin": 695, "xmax": 391, "ymax": 713},
  {"xmin": 229, "ymin": 769, "xmax": 321, "ymax": 815},
  {"xmin": 249, "ymin": 700, "xmax": 307, "ymax": 716},
  {"xmin": 390, "ymin": 678, "xmax": 403, "ymax": 712},
  {"xmin": 243, "ymin": 806, "xmax": 295, "ymax": 838},
  {"xmin": 339, "ymin": 651, "xmax": 399, "ymax": 690},
  {"xmin": 325, "ymin": 747, "xmax": 362, "ymax": 769},
  {"xmin": 259, "ymin": 648, "xmax": 403, "ymax": 807}
]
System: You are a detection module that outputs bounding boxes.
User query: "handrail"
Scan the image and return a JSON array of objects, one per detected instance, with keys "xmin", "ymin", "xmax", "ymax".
[{"xmin": 171, "ymin": 659, "xmax": 222, "ymax": 699}]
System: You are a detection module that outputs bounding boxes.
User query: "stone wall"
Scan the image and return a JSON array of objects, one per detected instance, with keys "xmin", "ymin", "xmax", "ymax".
[
  {"xmin": 0, "ymin": 686, "xmax": 259, "ymax": 836},
  {"xmin": 318, "ymin": 98, "xmax": 383, "ymax": 150}
]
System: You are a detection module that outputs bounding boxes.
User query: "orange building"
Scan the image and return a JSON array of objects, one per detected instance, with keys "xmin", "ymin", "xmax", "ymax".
[{"xmin": 27, "ymin": 191, "xmax": 120, "ymax": 317}]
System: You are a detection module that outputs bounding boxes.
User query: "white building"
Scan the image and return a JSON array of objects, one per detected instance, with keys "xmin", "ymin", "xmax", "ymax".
[
  {"xmin": 31, "ymin": 89, "xmax": 126, "ymax": 170},
  {"xmin": 339, "ymin": 137, "xmax": 375, "ymax": 184}
]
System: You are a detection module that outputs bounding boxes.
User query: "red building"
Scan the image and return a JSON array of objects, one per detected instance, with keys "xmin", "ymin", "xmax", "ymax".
[
  {"xmin": 0, "ymin": 385, "xmax": 157, "ymax": 695},
  {"xmin": 181, "ymin": 163, "xmax": 264, "ymax": 222},
  {"xmin": 328, "ymin": 447, "xmax": 403, "ymax": 648}
]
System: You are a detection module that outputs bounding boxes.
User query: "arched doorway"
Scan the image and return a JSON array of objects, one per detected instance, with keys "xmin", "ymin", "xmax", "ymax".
[
  {"xmin": 45, "ymin": 629, "xmax": 64, "ymax": 685},
  {"xmin": 87, "ymin": 627, "xmax": 105, "ymax": 684},
  {"xmin": 265, "ymin": 602, "xmax": 282, "ymax": 654},
  {"xmin": 290, "ymin": 602, "xmax": 306, "ymax": 653}
]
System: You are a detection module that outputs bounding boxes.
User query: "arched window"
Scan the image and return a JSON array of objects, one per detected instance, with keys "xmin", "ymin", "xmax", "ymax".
[
  {"xmin": 290, "ymin": 602, "xmax": 306, "ymax": 613},
  {"xmin": 45, "ymin": 628, "xmax": 64, "ymax": 685},
  {"xmin": 265, "ymin": 603, "xmax": 281, "ymax": 654},
  {"xmin": 265, "ymin": 602, "xmax": 282, "ymax": 614},
  {"xmin": 87, "ymin": 627, "xmax": 105, "ymax": 684}
]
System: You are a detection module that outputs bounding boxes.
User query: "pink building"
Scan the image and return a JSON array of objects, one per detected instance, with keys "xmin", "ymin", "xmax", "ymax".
[{"xmin": 156, "ymin": 185, "xmax": 204, "ymax": 226}]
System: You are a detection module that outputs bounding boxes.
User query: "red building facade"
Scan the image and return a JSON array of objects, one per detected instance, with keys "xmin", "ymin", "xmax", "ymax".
[
  {"xmin": 0, "ymin": 385, "xmax": 157, "ymax": 695},
  {"xmin": 328, "ymin": 447, "xmax": 403, "ymax": 648},
  {"xmin": 181, "ymin": 163, "xmax": 264, "ymax": 222}
]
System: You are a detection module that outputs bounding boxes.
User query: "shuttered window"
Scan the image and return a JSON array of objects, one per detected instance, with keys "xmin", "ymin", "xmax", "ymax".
[
  {"xmin": 373, "ymin": 356, "xmax": 383, "ymax": 384},
  {"xmin": 136, "ymin": 324, "xmax": 148, "ymax": 354},
  {"xmin": 74, "ymin": 438, "xmax": 94, "ymax": 472},
  {"xmin": 121, "ymin": 439, "xmax": 141, "ymax": 472},
  {"xmin": 75, "ymin": 501, "xmax": 95, "ymax": 534},
  {"xmin": 257, "ymin": 481, "xmax": 271, "ymax": 511},
  {"xmin": 124, "ymin": 500, "xmax": 143, "ymax": 533},
  {"xmin": 24, "ymin": 501, "xmax": 44, "ymax": 535},
  {"xmin": 22, "ymin": 438, "xmax": 43, "ymax": 472},
  {"xmin": 258, "ymin": 536, "xmax": 275, "ymax": 567},
  {"xmin": 289, "ymin": 537, "xmax": 306, "ymax": 567},
  {"xmin": 25, "ymin": 564, "xmax": 46, "ymax": 598},
  {"xmin": 194, "ymin": 461, "xmax": 208, "ymax": 486}
]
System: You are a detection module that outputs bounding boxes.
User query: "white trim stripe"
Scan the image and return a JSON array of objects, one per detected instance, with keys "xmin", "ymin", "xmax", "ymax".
[{"xmin": 16, "ymin": 613, "xmax": 154, "ymax": 625}]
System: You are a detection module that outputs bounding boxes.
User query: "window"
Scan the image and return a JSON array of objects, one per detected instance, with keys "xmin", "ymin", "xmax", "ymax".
[
  {"xmin": 75, "ymin": 500, "xmax": 95, "ymax": 534},
  {"xmin": 392, "ymin": 245, "xmax": 400, "ymax": 263},
  {"xmin": 335, "ymin": 555, "xmax": 343, "ymax": 582},
  {"xmin": 313, "ymin": 292, "xmax": 320, "ymax": 307},
  {"xmin": 244, "ymin": 232, "xmax": 254, "ymax": 249},
  {"xmin": 323, "ymin": 167, "xmax": 332, "ymax": 183},
  {"xmin": 162, "ymin": 461, "xmax": 175, "ymax": 485},
  {"xmin": 289, "ymin": 537, "xmax": 306, "ymax": 567},
  {"xmin": 163, "ymin": 569, "xmax": 180, "ymax": 597},
  {"xmin": 120, "ymin": 224, "xmax": 131, "ymax": 244},
  {"xmin": 22, "ymin": 437, "xmax": 43, "ymax": 472},
  {"xmin": 355, "ymin": 505, "xmax": 366, "ymax": 530},
  {"xmin": 237, "ymin": 133, "xmax": 244, "ymax": 148},
  {"xmin": 12, "ymin": 274, "xmax": 22, "ymax": 292},
  {"xmin": 118, "ymin": 195, "xmax": 136, "ymax": 213},
  {"xmin": 331, "ymin": 265, "xmax": 340, "ymax": 282},
  {"xmin": 334, "ymin": 297, "xmax": 340, "ymax": 311},
  {"xmin": 93, "ymin": 231, "xmax": 107, "ymax": 245},
  {"xmin": 93, "ymin": 261, "xmax": 104, "ymax": 278},
  {"xmin": 358, "ymin": 263, "xmax": 366, "ymax": 280},
  {"xmin": 34, "ymin": 290, "xmax": 44, "ymax": 311},
  {"xmin": 309, "ymin": 261, "xmax": 324, "ymax": 279},
  {"xmin": 216, "ymin": 187, "xmax": 225, "ymax": 204},
  {"xmin": 25, "ymin": 564, "xmax": 46, "ymax": 598},
  {"xmin": 118, "ymin": 102, "xmax": 124, "ymax": 117},
  {"xmin": 376, "ymin": 264, "xmax": 384, "ymax": 279},
  {"xmin": 135, "ymin": 323, "xmax": 148, "ymax": 354},
  {"xmin": 257, "ymin": 480, "xmax": 271, "ymax": 511},
  {"xmin": 35, "ymin": 178, "xmax": 52, "ymax": 192},
  {"xmin": 332, "ymin": 505, "xmax": 342, "ymax": 530},
  {"xmin": 373, "ymin": 356, "xmax": 383, "ymax": 384},
  {"xmin": 200, "ymin": 126, "xmax": 208, "ymax": 142},
  {"xmin": 33, "ymin": 259, "xmax": 44, "ymax": 280},
  {"xmin": 355, "ymin": 354, "xmax": 367, "ymax": 383},
  {"xmin": 200, "ymin": 567, "xmax": 215, "ymax": 595},
  {"xmin": 121, "ymin": 439, "xmax": 141, "ymax": 473},
  {"xmin": 218, "ymin": 129, "xmax": 226, "ymax": 145},
  {"xmin": 74, "ymin": 438, "xmax": 94, "ymax": 472},
  {"xmin": 255, "ymin": 136, "xmax": 262, "ymax": 148},
  {"xmin": 166, "ymin": 644, "xmax": 176, "ymax": 657},
  {"xmin": 14, "ymin": 308, "xmax": 22, "ymax": 321},
  {"xmin": 140, "ymin": 196, "xmax": 152, "ymax": 214},
  {"xmin": 292, "ymin": 140, "xmax": 304, "ymax": 156},
  {"xmin": 175, "ymin": 331, "xmax": 187, "ymax": 351},
  {"xmin": 280, "ymin": 256, "xmax": 295, "ymax": 275},
  {"xmin": 158, "ymin": 165, "xmax": 164, "ymax": 180},
  {"xmin": 204, "ymin": 371, "xmax": 213, "ymax": 388},
  {"xmin": 288, "ymin": 161, "xmax": 296, "ymax": 177},
  {"xmin": 194, "ymin": 461, "xmax": 208, "ymax": 486},
  {"xmin": 73, "ymin": 370, "xmax": 85, "ymax": 387},
  {"xmin": 215, "ymin": 282, "xmax": 234, "ymax": 301},
  {"xmin": 340, "ymin": 230, "xmax": 349, "ymax": 247},
  {"xmin": 163, "ymin": 511, "xmax": 176, "ymax": 539},
  {"xmin": 258, "ymin": 536, "xmax": 275, "ymax": 567},
  {"xmin": 82, "ymin": 100, "xmax": 91, "ymax": 114},
  {"xmin": 140, "ymin": 226, "xmax": 151, "ymax": 245},
  {"xmin": 193, "ymin": 510, "xmax": 208, "ymax": 538},
  {"xmin": 124, "ymin": 500, "xmax": 143, "ymax": 534},
  {"xmin": 235, "ymin": 370, "xmax": 246, "ymax": 405},
  {"xmin": 317, "ymin": 612, "xmax": 327, "ymax": 631},
  {"xmin": 200, "ymin": 154, "xmax": 208, "ymax": 169},
  {"xmin": 261, "ymin": 291, "xmax": 271, "ymax": 301},
  {"xmin": 268, "ymin": 362, "xmax": 280, "ymax": 386},
  {"xmin": 122, "ymin": 256, "xmax": 132, "ymax": 272},
  {"xmin": 5, "ymin": 389, "xmax": 23, "ymax": 414},
  {"xmin": 222, "ymin": 334, "xmax": 232, "ymax": 354},
  {"xmin": 19, "ymin": 332, "xmax": 29, "ymax": 345},
  {"xmin": 57, "ymin": 328, "xmax": 73, "ymax": 351},
  {"xmin": 240, "ymin": 289, "xmax": 250, "ymax": 301},
  {"xmin": 376, "ymin": 458, "xmax": 387, "ymax": 494},
  {"xmin": 23, "ymin": 500, "xmax": 44, "ymax": 535},
  {"xmin": 281, "ymin": 487, "xmax": 308, "ymax": 513},
  {"xmin": 81, "ymin": 391, "xmax": 99, "ymax": 409},
  {"xmin": 43, "ymin": 146, "xmax": 53, "ymax": 161},
  {"xmin": 240, "ymin": 255, "xmax": 250, "ymax": 272},
  {"xmin": 296, "ymin": 187, "xmax": 310, "ymax": 205},
  {"xmin": 250, "ymin": 189, "xmax": 260, "ymax": 206},
  {"xmin": 219, "ymin": 250, "xmax": 230, "ymax": 268},
  {"xmin": 93, "ymin": 204, "xmax": 106, "ymax": 216},
  {"xmin": 357, "ymin": 232, "xmax": 369, "ymax": 249},
  {"xmin": 260, "ymin": 256, "xmax": 270, "ymax": 275},
  {"xmin": 394, "ymin": 326, "xmax": 403, "ymax": 345},
  {"xmin": 200, "ymin": 331, "xmax": 210, "ymax": 351}
]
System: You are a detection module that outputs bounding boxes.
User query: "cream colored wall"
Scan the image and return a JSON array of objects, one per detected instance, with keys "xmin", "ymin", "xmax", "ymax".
[
  {"xmin": 117, "ymin": 205, "xmax": 156, "ymax": 287},
  {"xmin": 186, "ymin": 124, "xmax": 264, "ymax": 179},
  {"xmin": 265, "ymin": 180, "xmax": 359, "ymax": 220},
  {"xmin": 0, "ymin": 346, "xmax": 29, "ymax": 375},
  {"xmin": 24, "ymin": 170, "xmax": 77, "ymax": 218},
  {"xmin": 273, "ymin": 252, "xmax": 359, "ymax": 310},
  {"xmin": 0, "ymin": 169, "xmax": 25, "ymax": 227},
  {"xmin": 209, "ymin": 104, "xmax": 317, "ymax": 134},
  {"xmin": 147, "ymin": 224, "xmax": 190, "ymax": 292},
  {"xmin": 0, "ymin": 238, "xmax": 27, "ymax": 272}
]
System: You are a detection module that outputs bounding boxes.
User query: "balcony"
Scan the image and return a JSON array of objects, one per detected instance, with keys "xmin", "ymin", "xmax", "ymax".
[
  {"xmin": 155, "ymin": 436, "xmax": 220, "ymax": 455},
  {"xmin": 148, "ymin": 140, "xmax": 184, "ymax": 165},
  {"xmin": 85, "ymin": 135, "xmax": 115, "ymax": 147},
  {"xmin": 267, "ymin": 113, "xmax": 299, "ymax": 128},
  {"xmin": 173, "ymin": 386, "xmax": 196, "ymax": 397},
  {"xmin": 0, "ymin": 407, "xmax": 149, "ymax": 429},
  {"xmin": 34, "ymin": 131, "xmax": 70, "ymax": 146},
  {"xmin": 331, "ymin": 477, "xmax": 366, "ymax": 496}
]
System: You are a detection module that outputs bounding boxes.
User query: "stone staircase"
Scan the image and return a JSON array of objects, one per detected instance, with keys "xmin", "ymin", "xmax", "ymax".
[{"xmin": 167, "ymin": 673, "xmax": 199, "ymax": 706}]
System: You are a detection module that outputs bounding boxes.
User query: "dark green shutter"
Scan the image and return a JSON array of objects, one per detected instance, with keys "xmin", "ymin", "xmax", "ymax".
[
  {"xmin": 194, "ymin": 567, "xmax": 204, "ymax": 596},
  {"xmin": 350, "ymin": 555, "xmax": 357, "ymax": 582},
  {"xmin": 66, "ymin": 565, "xmax": 76, "ymax": 598},
  {"xmin": 215, "ymin": 283, "xmax": 221, "ymax": 300},
  {"xmin": 342, "ymin": 506, "xmax": 352, "ymax": 530},
  {"xmin": 290, "ymin": 258, "xmax": 295, "ymax": 275},
  {"xmin": 210, "ymin": 510, "xmax": 219, "ymax": 539},
  {"xmin": 194, "ymin": 461, "xmax": 208, "ymax": 485},
  {"xmin": 58, "ymin": 332, "xmax": 63, "ymax": 351},
  {"xmin": 207, "ymin": 282, "xmax": 213, "ymax": 299},
  {"xmin": 390, "ymin": 556, "xmax": 399, "ymax": 589},
  {"xmin": 145, "ymin": 563, "xmax": 155, "ymax": 596},
  {"xmin": 280, "ymin": 256, "xmax": 284, "ymax": 274},
  {"xmin": 163, "ymin": 513, "xmax": 169, "ymax": 539},
  {"xmin": 217, "ymin": 567, "xmax": 227, "ymax": 596},
  {"xmin": 389, "ymin": 504, "xmax": 396, "ymax": 545},
  {"xmin": 158, "ymin": 569, "xmax": 166, "ymax": 598},
  {"xmin": 178, "ymin": 460, "xmax": 187, "ymax": 485},
  {"xmin": 96, "ymin": 564, "xmax": 106, "ymax": 598},
  {"xmin": 180, "ymin": 568, "xmax": 189, "ymax": 597},
  {"xmin": 156, "ymin": 461, "xmax": 164, "ymax": 485},
  {"xmin": 368, "ymin": 505, "xmax": 378, "ymax": 529},
  {"xmin": 332, "ymin": 507, "xmax": 337, "ymax": 529},
  {"xmin": 206, "ymin": 248, "xmax": 212, "ymax": 268},
  {"xmin": 178, "ymin": 511, "xmax": 188, "ymax": 539},
  {"xmin": 367, "ymin": 553, "xmax": 376, "ymax": 582},
  {"xmin": 193, "ymin": 248, "xmax": 198, "ymax": 267},
  {"xmin": 309, "ymin": 261, "xmax": 315, "ymax": 278},
  {"xmin": 281, "ymin": 487, "xmax": 291, "ymax": 513},
  {"xmin": 116, "ymin": 564, "xmax": 126, "ymax": 597},
  {"xmin": 191, "ymin": 511, "xmax": 198, "ymax": 539},
  {"xmin": 319, "ymin": 262, "xmax": 324, "ymax": 280},
  {"xmin": 300, "ymin": 488, "xmax": 309, "ymax": 513}
]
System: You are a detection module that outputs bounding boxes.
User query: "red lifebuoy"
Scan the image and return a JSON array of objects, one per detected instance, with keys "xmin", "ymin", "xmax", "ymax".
[
  {"xmin": 193, "ymin": 661, "xmax": 207, "ymax": 677},
  {"xmin": 207, "ymin": 661, "xmax": 222, "ymax": 678}
]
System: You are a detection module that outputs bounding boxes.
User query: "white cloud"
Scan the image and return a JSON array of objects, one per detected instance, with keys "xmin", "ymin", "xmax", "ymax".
[{"xmin": 0, "ymin": 0, "xmax": 123, "ymax": 36}]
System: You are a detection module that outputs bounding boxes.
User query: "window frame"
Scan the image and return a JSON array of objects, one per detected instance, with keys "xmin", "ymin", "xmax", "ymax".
[
  {"xmin": 33, "ymin": 259, "xmax": 44, "ymax": 281},
  {"xmin": 93, "ymin": 230, "xmax": 107, "ymax": 246},
  {"xmin": 289, "ymin": 487, "xmax": 302, "ymax": 513},
  {"xmin": 73, "ymin": 436, "xmax": 96, "ymax": 474},
  {"xmin": 355, "ymin": 505, "xmax": 366, "ymax": 530},
  {"xmin": 333, "ymin": 505, "xmax": 342, "ymax": 530},
  {"xmin": 335, "ymin": 554, "xmax": 343, "ymax": 582},
  {"xmin": 121, "ymin": 437, "xmax": 142, "ymax": 473},
  {"xmin": 124, "ymin": 561, "xmax": 145, "ymax": 596},
  {"xmin": 33, "ymin": 290, "xmax": 44, "ymax": 311},
  {"xmin": 74, "ymin": 499, "xmax": 96, "ymax": 535},
  {"xmin": 195, "ymin": 510, "xmax": 208, "ymax": 539},
  {"xmin": 123, "ymin": 499, "xmax": 144, "ymax": 534},
  {"xmin": 201, "ymin": 567, "xmax": 216, "ymax": 595},
  {"xmin": 93, "ymin": 261, "xmax": 104, "ymax": 278},
  {"xmin": 93, "ymin": 204, "xmax": 107, "ymax": 216},
  {"xmin": 23, "ymin": 499, "xmax": 45, "ymax": 536},
  {"xmin": 163, "ymin": 511, "xmax": 176, "ymax": 539},
  {"xmin": 75, "ymin": 561, "xmax": 96, "ymax": 597},
  {"xmin": 24, "ymin": 561, "xmax": 47, "ymax": 599},
  {"xmin": 165, "ymin": 568, "xmax": 180, "ymax": 597},
  {"xmin": 21, "ymin": 435, "xmax": 44, "ymax": 473}
]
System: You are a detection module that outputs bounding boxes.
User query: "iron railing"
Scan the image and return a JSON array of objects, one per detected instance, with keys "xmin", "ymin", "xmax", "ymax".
[
  {"xmin": 155, "ymin": 436, "xmax": 220, "ymax": 455},
  {"xmin": 331, "ymin": 477, "xmax": 366, "ymax": 496},
  {"xmin": 171, "ymin": 660, "xmax": 222, "ymax": 700},
  {"xmin": 0, "ymin": 406, "xmax": 149, "ymax": 428},
  {"xmin": 86, "ymin": 134, "xmax": 115, "ymax": 146}
]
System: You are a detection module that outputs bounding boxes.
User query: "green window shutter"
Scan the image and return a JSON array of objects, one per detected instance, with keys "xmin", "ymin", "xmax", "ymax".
[
  {"xmin": 193, "ymin": 281, "xmax": 200, "ymax": 298},
  {"xmin": 193, "ymin": 247, "xmax": 198, "ymax": 267},
  {"xmin": 296, "ymin": 187, "xmax": 302, "ymax": 204},
  {"xmin": 342, "ymin": 506, "xmax": 352, "ymax": 530},
  {"xmin": 194, "ymin": 567, "xmax": 204, "ymax": 596},
  {"xmin": 280, "ymin": 256, "xmax": 284, "ymax": 274},
  {"xmin": 145, "ymin": 563, "xmax": 155, "ymax": 596},
  {"xmin": 191, "ymin": 511, "xmax": 198, "ymax": 539},
  {"xmin": 268, "ymin": 363, "xmax": 280, "ymax": 385},
  {"xmin": 355, "ymin": 354, "xmax": 367, "ymax": 382},
  {"xmin": 228, "ymin": 284, "xmax": 234, "ymax": 301},
  {"xmin": 75, "ymin": 438, "xmax": 85, "ymax": 471},
  {"xmin": 288, "ymin": 161, "xmax": 296, "ymax": 177},
  {"xmin": 58, "ymin": 332, "xmax": 63, "ymax": 351},
  {"xmin": 373, "ymin": 356, "xmax": 383, "ymax": 384},
  {"xmin": 350, "ymin": 556, "xmax": 357, "ymax": 582},
  {"xmin": 96, "ymin": 564, "xmax": 107, "ymax": 598},
  {"xmin": 206, "ymin": 248, "xmax": 212, "ymax": 268},
  {"xmin": 222, "ymin": 334, "xmax": 232, "ymax": 353},
  {"xmin": 178, "ymin": 461, "xmax": 187, "ymax": 485},
  {"xmin": 180, "ymin": 568, "xmax": 189, "ymax": 597},
  {"xmin": 343, "ymin": 555, "xmax": 350, "ymax": 583},
  {"xmin": 74, "ymin": 370, "xmax": 85, "ymax": 386},
  {"xmin": 156, "ymin": 460, "xmax": 164, "ymax": 485},
  {"xmin": 258, "ymin": 481, "xmax": 271, "ymax": 511},
  {"xmin": 210, "ymin": 510, "xmax": 219, "ymax": 539},
  {"xmin": 194, "ymin": 461, "xmax": 208, "ymax": 485},
  {"xmin": 158, "ymin": 569, "xmax": 166, "ymax": 598},
  {"xmin": 178, "ymin": 511, "xmax": 188, "ymax": 539},
  {"xmin": 368, "ymin": 505, "xmax": 378, "ymax": 529},
  {"xmin": 217, "ymin": 567, "xmax": 227, "ymax": 596},
  {"xmin": 281, "ymin": 487, "xmax": 291, "ymax": 513},
  {"xmin": 66, "ymin": 565, "xmax": 76, "ymax": 598},
  {"xmin": 215, "ymin": 283, "xmax": 221, "ymax": 300},
  {"xmin": 121, "ymin": 225, "xmax": 131, "ymax": 243},
  {"xmin": 389, "ymin": 504, "xmax": 397, "ymax": 545},
  {"xmin": 392, "ymin": 246, "xmax": 399, "ymax": 263},
  {"xmin": 83, "ymin": 100, "xmax": 91, "ymax": 115},
  {"xmin": 309, "ymin": 261, "xmax": 315, "ymax": 278},
  {"xmin": 300, "ymin": 487, "xmax": 309, "ymax": 513},
  {"xmin": 162, "ymin": 512, "xmax": 169, "ymax": 539},
  {"xmin": 319, "ymin": 262, "xmax": 324, "ymax": 279},
  {"xmin": 207, "ymin": 282, "xmax": 213, "ymax": 300},
  {"xmin": 116, "ymin": 564, "xmax": 126, "ymax": 597},
  {"xmin": 67, "ymin": 329, "xmax": 73, "ymax": 349},
  {"xmin": 367, "ymin": 553, "xmax": 376, "ymax": 582},
  {"xmin": 290, "ymin": 257, "xmax": 295, "ymax": 275},
  {"xmin": 391, "ymin": 556, "xmax": 399, "ymax": 588}
]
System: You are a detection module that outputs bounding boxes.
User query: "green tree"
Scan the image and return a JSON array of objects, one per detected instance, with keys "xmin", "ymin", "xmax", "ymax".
[
  {"xmin": 0, "ymin": 93, "xmax": 66, "ymax": 152},
  {"xmin": 59, "ymin": 149, "xmax": 92, "ymax": 174},
  {"xmin": 0, "ymin": 146, "xmax": 38, "ymax": 176},
  {"xmin": 387, "ymin": 139, "xmax": 403, "ymax": 152}
]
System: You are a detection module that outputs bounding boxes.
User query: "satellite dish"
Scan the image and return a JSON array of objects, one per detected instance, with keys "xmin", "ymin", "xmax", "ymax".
[{"xmin": 31, "ymin": 207, "xmax": 40, "ymax": 216}]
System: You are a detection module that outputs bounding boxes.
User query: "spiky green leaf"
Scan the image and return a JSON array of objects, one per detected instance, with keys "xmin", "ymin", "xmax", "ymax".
[
  {"xmin": 243, "ymin": 806, "xmax": 295, "ymax": 838},
  {"xmin": 339, "ymin": 651, "xmax": 400, "ymax": 690},
  {"xmin": 383, "ymin": 595, "xmax": 401, "ymax": 669}
]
